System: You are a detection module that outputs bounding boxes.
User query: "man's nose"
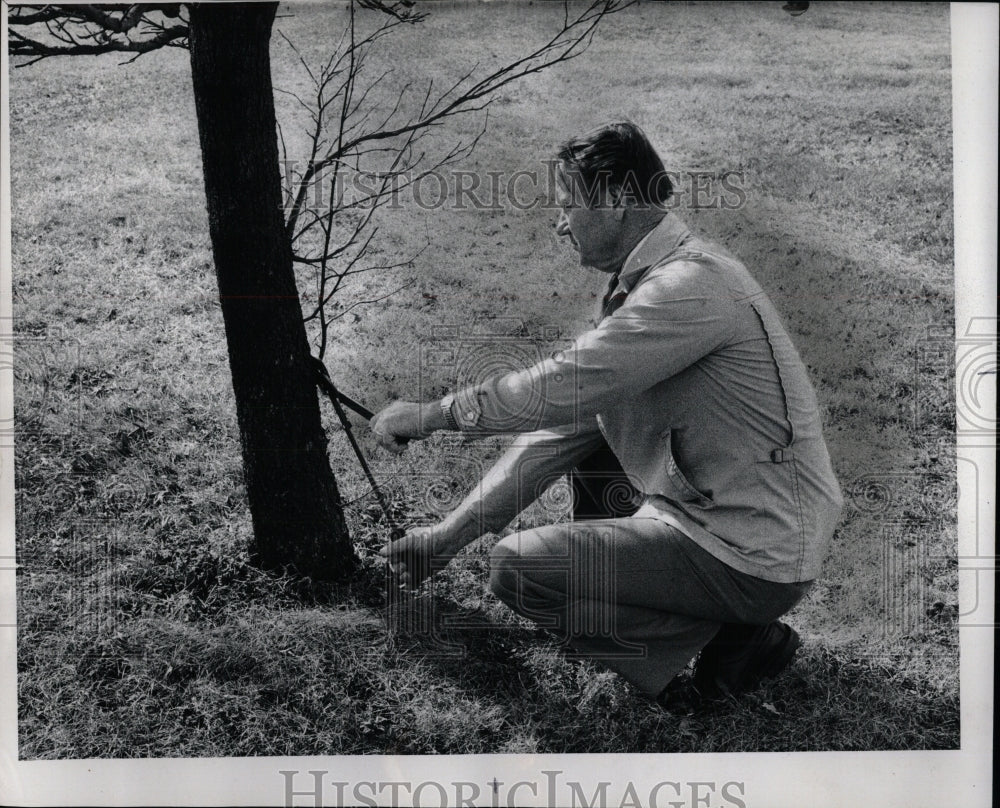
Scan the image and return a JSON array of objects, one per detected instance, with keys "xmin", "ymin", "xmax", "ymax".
[{"xmin": 555, "ymin": 212, "xmax": 570, "ymax": 237}]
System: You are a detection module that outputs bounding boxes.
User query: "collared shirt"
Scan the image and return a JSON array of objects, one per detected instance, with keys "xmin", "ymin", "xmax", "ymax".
[
  {"xmin": 600, "ymin": 224, "xmax": 657, "ymax": 311},
  {"xmin": 445, "ymin": 213, "xmax": 843, "ymax": 583}
]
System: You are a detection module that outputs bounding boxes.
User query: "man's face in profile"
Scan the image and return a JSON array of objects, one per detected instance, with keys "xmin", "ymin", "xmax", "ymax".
[{"xmin": 554, "ymin": 163, "xmax": 625, "ymax": 274}]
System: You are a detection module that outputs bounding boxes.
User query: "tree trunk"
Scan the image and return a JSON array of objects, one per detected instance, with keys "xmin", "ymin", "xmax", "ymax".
[{"xmin": 187, "ymin": 2, "xmax": 356, "ymax": 580}]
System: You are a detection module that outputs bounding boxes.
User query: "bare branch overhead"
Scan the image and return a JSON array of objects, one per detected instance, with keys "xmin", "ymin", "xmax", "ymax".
[
  {"xmin": 8, "ymin": 3, "xmax": 189, "ymax": 65},
  {"xmin": 279, "ymin": 0, "xmax": 630, "ymax": 357},
  {"xmin": 284, "ymin": 0, "xmax": 630, "ymax": 238},
  {"xmin": 355, "ymin": 0, "xmax": 424, "ymax": 23}
]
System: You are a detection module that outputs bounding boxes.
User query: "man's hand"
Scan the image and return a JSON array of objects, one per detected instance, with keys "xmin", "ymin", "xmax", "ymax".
[
  {"xmin": 379, "ymin": 523, "xmax": 465, "ymax": 589},
  {"xmin": 370, "ymin": 400, "xmax": 427, "ymax": 454},
  {"xmin": 370, "ymin": 399, "xmax": 450, "ymax": 453}
]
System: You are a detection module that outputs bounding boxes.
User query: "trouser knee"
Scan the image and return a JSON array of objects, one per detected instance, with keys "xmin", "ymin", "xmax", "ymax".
[
  {"xmin": 488, "ymin": 532, "xmax": 566, "ymax": 616},
  {"xmin": 488, "ymin": 535, "xmax": 521, "ymax": 605}
]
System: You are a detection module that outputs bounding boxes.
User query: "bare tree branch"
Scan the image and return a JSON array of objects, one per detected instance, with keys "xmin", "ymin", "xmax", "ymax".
[
  {"xmin": 8, "ymin": 6, "xmax": 65, "ymax": 25},
  {"xmin": 276, "ymin": 0, "xmax": 629, "ymax": 357},
  {"xmin": 282, "ymin": 0, "xmax": 628, "ymax": 237},
  {"xmin": 324, "ymin": 280, "xmax": 416, "ymax": 325},
  {"xmin": 8, "ymin": 3, "xmax": 189, "ymax": 64},
  {"xmin": 71, "ymin": 4, "xmax": 145, "ymax": 34},
  {"xmin": 355, "ymin": 0, "xmax": 424, "ymax": 23}
]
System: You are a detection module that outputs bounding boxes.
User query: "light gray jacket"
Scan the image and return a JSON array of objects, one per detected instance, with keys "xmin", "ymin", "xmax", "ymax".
[{"xmin": 446, "ymin": 214, "xmax": 843, "ymax": 583}]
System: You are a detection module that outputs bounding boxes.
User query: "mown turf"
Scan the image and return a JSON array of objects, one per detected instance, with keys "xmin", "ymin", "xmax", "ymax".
[{"xmin": 9, "ymin": 1, "xmax": 957, "ymax": 757}]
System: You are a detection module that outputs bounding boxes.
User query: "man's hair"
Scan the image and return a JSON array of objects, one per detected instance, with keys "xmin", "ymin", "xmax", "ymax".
[{"xmin": 557, "ymin": 120, "xmax": 673, "ymax": 207}]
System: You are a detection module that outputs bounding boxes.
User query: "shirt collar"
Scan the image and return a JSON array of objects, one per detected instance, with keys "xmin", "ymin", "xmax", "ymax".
[{"xmin": 615, "ymin": 213, "xmax": 692, "ymax": 294}]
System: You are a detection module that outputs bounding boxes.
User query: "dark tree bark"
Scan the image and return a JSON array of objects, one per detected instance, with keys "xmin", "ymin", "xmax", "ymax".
[{"xmin": 187, "ymin": 2, "xmax": 355, "ymax": 580}]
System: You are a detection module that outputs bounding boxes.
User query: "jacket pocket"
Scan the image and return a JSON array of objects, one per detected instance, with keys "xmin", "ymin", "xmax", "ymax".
[
  {"xmin": 754, "ymin": 453, "xmax": 807, "ymax": 576},
  {"xmin": 661, "ymin": 429, "xmax": 714, "ymax": 508}
]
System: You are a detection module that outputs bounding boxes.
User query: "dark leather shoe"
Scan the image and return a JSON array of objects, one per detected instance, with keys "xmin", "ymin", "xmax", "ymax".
[
  {"xmin": 693, "ymin": 621, "xmax": 801, "ymax": 700},
  {"xmin": 655, "ymin": 674, "xmax": 703, "ymax": 714}
]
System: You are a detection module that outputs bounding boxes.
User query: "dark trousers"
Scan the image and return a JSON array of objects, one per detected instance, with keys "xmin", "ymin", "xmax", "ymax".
[{"xmin": 488, "ymin": 441, "xmax": 810, "ymax": 696}]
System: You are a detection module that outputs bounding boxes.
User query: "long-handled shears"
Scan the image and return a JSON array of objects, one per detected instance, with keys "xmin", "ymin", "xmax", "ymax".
[{"xmin": 311, "ymin": 356, "xmax": 404, "ymax": 541}]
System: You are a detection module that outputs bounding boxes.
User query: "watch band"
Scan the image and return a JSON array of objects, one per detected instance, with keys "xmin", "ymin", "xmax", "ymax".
[{"xmin": 440, "ymin": 394, "xmax": 459, "ymax": 431}]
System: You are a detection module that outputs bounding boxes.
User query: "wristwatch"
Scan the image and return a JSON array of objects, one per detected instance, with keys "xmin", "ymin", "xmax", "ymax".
[{"xmin": 440, "ymin": 393, "xmax": 459, "ymax": 431}]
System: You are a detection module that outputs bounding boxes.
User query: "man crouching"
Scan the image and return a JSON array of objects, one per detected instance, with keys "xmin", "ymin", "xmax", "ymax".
[{"xmin": 370, "ymin": 121, "xmax": 843, "ymax": 706}]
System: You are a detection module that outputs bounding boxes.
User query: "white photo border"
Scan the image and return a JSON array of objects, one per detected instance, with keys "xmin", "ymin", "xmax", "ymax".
[{"xmin": 0, "ymin": 2, "xmax": 994, "ymax": 806}]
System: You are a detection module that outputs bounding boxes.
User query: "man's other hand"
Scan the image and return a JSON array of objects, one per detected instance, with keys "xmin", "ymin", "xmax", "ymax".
[{"xmin": 379, "ymin": 524, "xmax": 460, "ymax": 589}]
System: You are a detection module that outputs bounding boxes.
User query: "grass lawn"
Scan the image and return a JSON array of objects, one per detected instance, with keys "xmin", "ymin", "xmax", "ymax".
[{"xmin": 8, "ymin": 0, "xmax": 958, "ymax": 756}]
